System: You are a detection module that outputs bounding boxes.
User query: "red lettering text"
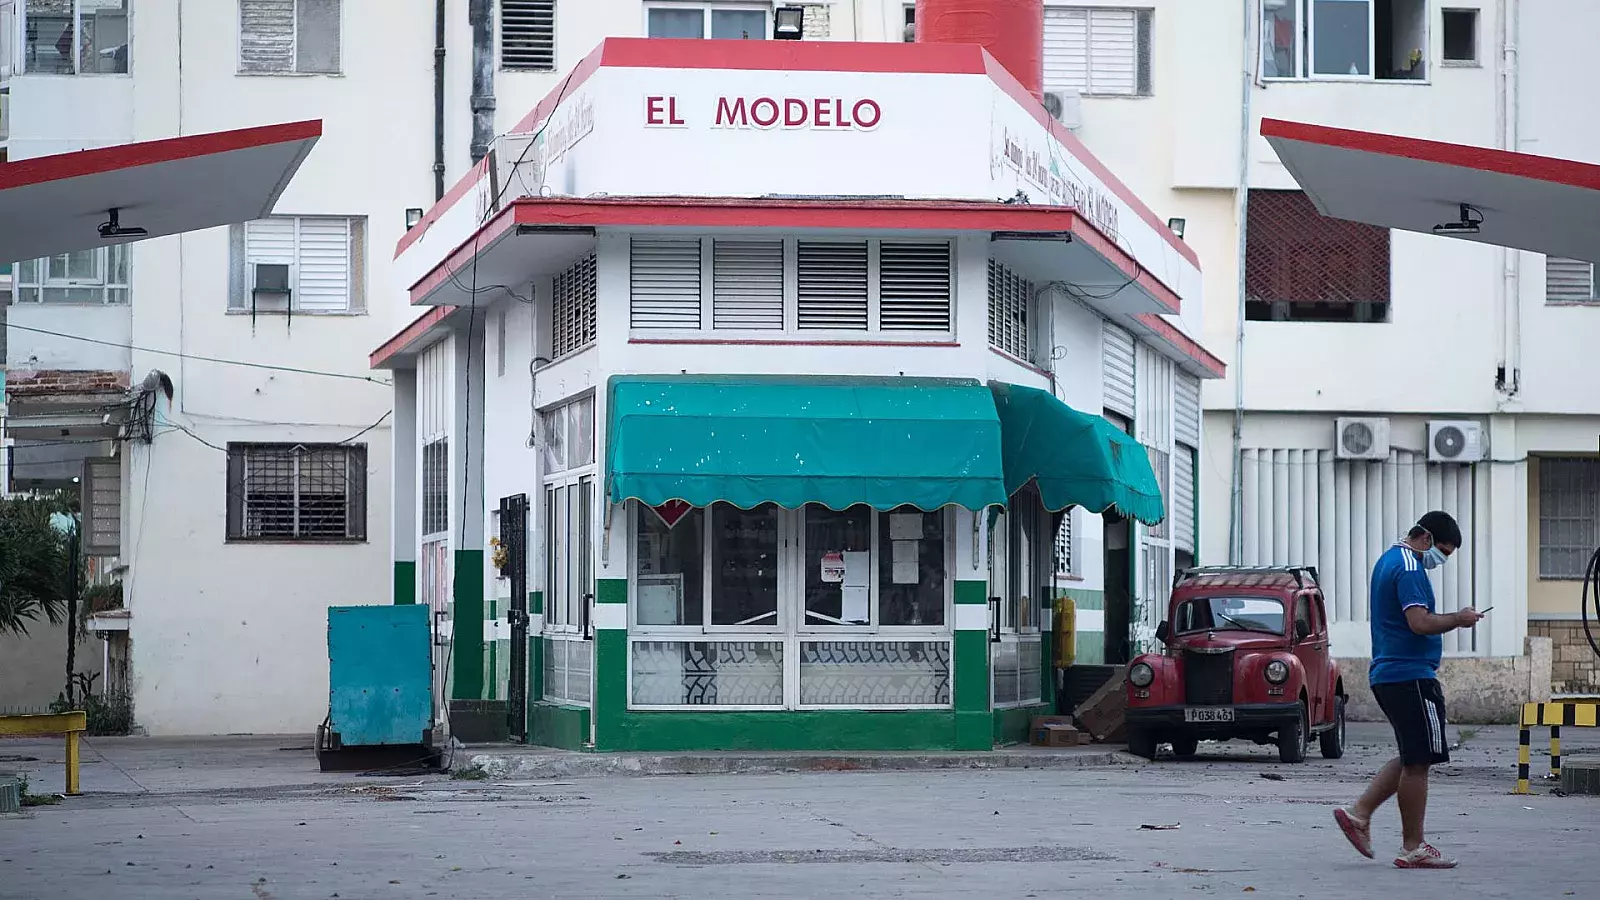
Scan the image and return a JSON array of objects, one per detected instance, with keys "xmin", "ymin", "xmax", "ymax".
[
  {"xmin": 668, "ymin": 96, "xmax": 685, "ymax": 125},
  {"xmin": 852, "ymin": 99, "xmax": 882, "ymax": 130},
  {"xmin": 715, "ymin": 96, "xmax": 747, "ymax": 127},
  {"xmin": 813, "ymin": 98, "xmax": 832, "ymax": 128},
  {"xmin": 750, "ymin": 97, "xmax": 781, "ymax": 128},
  {"xmin": 646, "ymin": 96, "xmax": 666, "ymax": 126},
  {"xmin": 784, "ymin": 98, "xmax": 808, "ymax": 127}
]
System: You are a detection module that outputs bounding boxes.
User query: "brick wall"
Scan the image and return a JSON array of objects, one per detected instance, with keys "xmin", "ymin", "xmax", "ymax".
[
  {"xmin": 802, "ymin": 4, "xmax": 830, "ymax": 39},
  {"xmin": 4, "ymin": 369, "xmax": 130, "ymax": 398},
  {"xmin": 1529, "ymin": 620, "xmax": 1600, "ymax": 695}
]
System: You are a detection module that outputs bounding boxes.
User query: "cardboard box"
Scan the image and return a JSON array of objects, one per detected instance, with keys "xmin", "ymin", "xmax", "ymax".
[
  {"xmin": 1036, "ymin": 724, "xmax": 1083, "ymax": 747},
  {"xmin": 1073, "ymin": 664, "xmax": 1128, "ymax": 743}
]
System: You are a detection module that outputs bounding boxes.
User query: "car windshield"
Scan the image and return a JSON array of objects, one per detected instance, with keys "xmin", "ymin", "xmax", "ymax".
[{"xmin": 1175, "ymin": 596, "xmax": 1285, "ymax": 635}]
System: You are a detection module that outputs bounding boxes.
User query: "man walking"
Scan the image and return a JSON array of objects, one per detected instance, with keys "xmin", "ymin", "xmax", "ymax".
[{"xmin": 1333, "ymin": 510, "xmax": 1482, "ymax": 869}]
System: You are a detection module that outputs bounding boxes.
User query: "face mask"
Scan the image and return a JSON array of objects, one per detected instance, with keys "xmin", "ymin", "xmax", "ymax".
[{"xmin": 1421, "ymin": 546, "xmax": 1448, "ymax": 570}]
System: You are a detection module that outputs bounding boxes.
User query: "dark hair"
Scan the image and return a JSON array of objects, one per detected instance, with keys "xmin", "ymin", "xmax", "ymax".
[{"xmin": 1409, "ymin": 510, "xmax": 1462, "ymax": 548}]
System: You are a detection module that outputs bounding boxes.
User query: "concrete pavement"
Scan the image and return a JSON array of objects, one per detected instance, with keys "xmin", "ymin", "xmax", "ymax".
[{"xmin": 1, "ymin": 723, "xmax": 1596, "ymax": 899}]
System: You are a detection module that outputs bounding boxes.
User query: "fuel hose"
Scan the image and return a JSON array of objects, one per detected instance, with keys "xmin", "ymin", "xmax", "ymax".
[{"xmin": 1579, "ymin": 546, "xmax": 1600, "ymax": 661}]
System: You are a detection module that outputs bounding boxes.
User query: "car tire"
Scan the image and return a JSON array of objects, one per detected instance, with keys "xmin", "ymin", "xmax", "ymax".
[
  {"xmin": 1127, "ymin": 729, "xmax": 1158, "ymax": 761},
  {"xmin": 1320, "ymin": 695, "xmax": 1347, "ymax": 760},
  {"xmin": 1170, "ymin": 735, "xmax": 1199, "ymax": 759},
  {"xmin": 1278, "ymin": 700, "xmax": 1308, "ymax": 763}
]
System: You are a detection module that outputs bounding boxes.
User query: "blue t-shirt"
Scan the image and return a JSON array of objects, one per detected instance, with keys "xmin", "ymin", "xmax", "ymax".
[{"xmin": 1368, "ymin": 543, "xmax": 1442, "ymax": 685}]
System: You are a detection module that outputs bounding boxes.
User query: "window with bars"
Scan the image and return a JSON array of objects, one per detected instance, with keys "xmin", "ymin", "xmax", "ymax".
[
  {"xmin": 1546, "ymin": 256, "xmax": 1598, "ymax": 304},
  {"xmin": 421, "ymin": 439, "xmax": 449, "ymax": 538},
  {"xmin": 1054, "ymin": 512, "xmax": 1074, "ymax": 578},
  {"xmin": 987, "ymin": 258, "xmax": 1033, "ymax": 362},
  {"xmin": 1245, "ymin": 190, "xmax": 1390, "ymax": 322},
  {"xmin": 238, "ymin": 0, "xmax": 341, "ymax": 75},
  {"xmin": 1539, "ymin": 458, "xmax": 1600, "ymax": 579},
  {"xmin": 227, "ymin": 443, "xmax": 368, "ymax": 542},
  {"xmin": 628, "ymin": 237, "xmax": 952, "ymax": 335},
  {"xmin": 13, "ymin": 246, "xmax": 130, "ymax": 304},
  {"xmin": 230, "ymin": 216, "xmax": 366, "ymax": 314},
  {"xmin": 551, "ymin": 252, "xmax": 597, "ymax": 358},
  {"xmin": 500, "ymin": 0, "xmax": 555, "ymax": 70},
  {"xmin": 1043, "ymin": 6, "xmax": 1153, "ymax": 97}
]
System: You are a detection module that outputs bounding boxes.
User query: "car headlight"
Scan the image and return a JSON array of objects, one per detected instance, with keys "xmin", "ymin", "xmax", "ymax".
[
  {"xmin": 1265, "ymin": 660, "xmax": 1290, "ymax": 684},
  {"xmin": 1129, "ymin": 662, "xmax": 1155, "ymax": 688}
]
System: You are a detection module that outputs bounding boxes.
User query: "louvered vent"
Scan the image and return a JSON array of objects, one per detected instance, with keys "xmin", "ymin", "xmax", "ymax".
[
  {"xmin": 879, "ymin": 242, "xmax": 951, "ymax": 331},
  {"xmin": 797, "ymin": 241, "xmax": 868, "ymax": 330},
  {"xmin": 630, "ymin": 238, "xmax": 702, "ymax": 329},
  {"xmin": 501, "ymin": 0, "xmax": 556, "ymax": 71},
  {"xmin": 987, "ymin": 258, "xmax": 1032, "ymax": 360},
  {"xmin": 552, "ymin": 253, "xmax": 597, "ymax": 358},
  {"xmin": 712, "ymin": 240, "xmax": 784, "ymax": 330}
]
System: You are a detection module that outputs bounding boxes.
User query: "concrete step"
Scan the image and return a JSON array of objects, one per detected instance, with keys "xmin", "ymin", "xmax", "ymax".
[
  {"xmin": 459, "ymin": 746, "xmax": 1129, "ymax": 781},
  {"xmin": 1560, "ymin": 756, "xmax": 1600, "ymax": 795}
]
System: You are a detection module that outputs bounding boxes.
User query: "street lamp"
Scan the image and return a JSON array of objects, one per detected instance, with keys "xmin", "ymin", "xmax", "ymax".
[{"xmin": 49, "ymin": 511, "xmax": 80, "ymax": 708}]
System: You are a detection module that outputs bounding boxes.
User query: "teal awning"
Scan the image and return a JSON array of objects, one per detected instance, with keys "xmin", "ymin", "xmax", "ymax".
[
  {"xmin": 606, "ymin": 375, "xmax": 1008, "ymax": 512},
  {"xmin": 988, "ymin": 382, "xmax": 1166, "ymax": 525}
]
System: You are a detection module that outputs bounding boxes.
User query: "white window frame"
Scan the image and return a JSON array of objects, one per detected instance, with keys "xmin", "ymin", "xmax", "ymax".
[
  {"xmin": 539, "ymin": 393, "xmax": 597, "ymax": 637},
  {"xmin": 18, "ymin": 0, "xmax": 131, "ymax": 77},
  {"xmin": 232, "ymin": 215, "xmax": 366, "ymax": 315},
  {"xmin": 13, "ymin": 245, "xmax": 129, "ymax": 304},
  {"xmin": 1439, "ymin": 7, "xmax": 1479, "ymax": 66},
  {"xmin": 1538, "ymin": 458, "xmax": 1600, "ymax": 581},
  {"xmin": 642, "ymin": 2, "xmax": 771, "ymax": 40},
  {"xmin": 236, "ymin": 0, "xmax": 343, "ymax": 76},
  {"xmin": 627, "ymin": 236, "xmax": 956, "ymax": 342},
  {"xmin": 627, "ymin": 502, "xmax": 956, "ymax": 711},
  {"xmin": 1042, "ymin": 4, "xmax": 1153, "ymax": 98},
  {"xmin": 1261, "ymin": 0, "xmax": 1429, "ymax": 83}
]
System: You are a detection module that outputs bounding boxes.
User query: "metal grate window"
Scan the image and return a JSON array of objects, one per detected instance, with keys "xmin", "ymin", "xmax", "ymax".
[
  {"xmin": 630, "ymin": 238, "xmax": 702, "ymax": 329},
  {"xmin": 987, "ymin": 258, "xmax": 1033, "ymax": 361},
  {"xmin": 421, "ymin": 439, "xmax": 449, "ymax": 537},
  {"xmin": 500, "ymin": 0, "xmax": 555, "ymax": 71},
  {"xmin": 797, "ymin": 241, "xmax": 868, "ymax": 330},
  {"xmin": 552, "ymin": 252, "xmax": 597, "ymax": 358},
  {"xmin": 1547, "ymin": 257, "xmax": 1598, "ymax": 303},
  {"xmin": 712, "ymin": 240, "xmax": 784, "ymax": 330},
  {"xmin": 227, "ymin": 443, "xmax": 367, "ymax": 542},
  {"xmin": 879, "ymin": 242, "xmax": 952, "ymax": 331},
  {"xmin": 1246, "ymin": 190, "xmax": 1390, "ymax": 322},
  {"xmin": 1540, "ymin": 458, "xmax": 1600, "ymax": 579},
  {"xmin": 1054, "ymin": 512, "xmax": 1073, "ymax": 578}
]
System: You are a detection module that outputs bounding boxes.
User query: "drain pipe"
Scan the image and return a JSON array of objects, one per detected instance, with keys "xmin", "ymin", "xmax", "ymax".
[
  {"xmin": 433, "ymin": 0, "xmax": 446, "ymax": 200},
  {"xmin": 468, "ymin": 0, "xmax": 495, "ymax": 164},
  {"xmin": 1495, "ymin": 0, "xmax": 1522, "ymax": 400},
  {"xmin": 1226, "ymin": 0, "xmax": 1256, "ymax": 564}
]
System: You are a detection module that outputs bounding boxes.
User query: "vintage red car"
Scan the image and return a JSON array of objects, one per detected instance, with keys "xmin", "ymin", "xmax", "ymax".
[{"xmin": 1124, "ymin": 566, "xmax": 1347, "ymax": 763}]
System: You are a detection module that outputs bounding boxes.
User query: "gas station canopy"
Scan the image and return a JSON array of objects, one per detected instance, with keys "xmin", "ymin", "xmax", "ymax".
[
  {"xmin": 1262, "ymin": 117, "xmax": 1600, "ymax": 262},
  {"xmin": 0, "ymin": 120, "xmax": 321, "ymax": 263}
]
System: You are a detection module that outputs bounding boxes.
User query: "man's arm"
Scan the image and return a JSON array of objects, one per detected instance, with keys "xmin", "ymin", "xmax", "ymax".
[{"xmin": 1404, "ymin": 604, "xmax": 1481, "ymax": 635}]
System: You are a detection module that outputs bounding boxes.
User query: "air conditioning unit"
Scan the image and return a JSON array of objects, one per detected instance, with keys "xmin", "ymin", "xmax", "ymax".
[
  {"xmin": 1428, "ymin": 420, "xmax": 1485, "ymax": 463},
  {"xmin": 489, "ymin": 132, "xmax": 546, "ymax": 215},
  {"xmin": 1042, "ymin": 90, "xmax": 1082, "ymax": 130},
  {"xmin": 251, "ymin": 262, "xmax": 291, "ymax": 309},
  {"xmin": 1335, "ymin": 417, "xmax": 1390, "ymax": 460}
]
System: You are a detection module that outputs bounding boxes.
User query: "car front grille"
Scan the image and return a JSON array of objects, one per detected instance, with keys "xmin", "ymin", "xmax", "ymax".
[{"xmin": 1184, "ymin": 650, "xmax": 1234, "ymax": 706}]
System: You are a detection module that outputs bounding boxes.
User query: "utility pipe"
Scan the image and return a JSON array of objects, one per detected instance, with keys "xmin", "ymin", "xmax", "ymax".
[
  {"xmin": 434, "ymin": 0, "xmax": 446, "ymax": 200},
  {"xmin": 468, "ymin": 0, "xmax": 495, "ymax": 164},
  {"xmin": 1227, "ymin": 0, "xmax": 1256, "ymax": 564}
]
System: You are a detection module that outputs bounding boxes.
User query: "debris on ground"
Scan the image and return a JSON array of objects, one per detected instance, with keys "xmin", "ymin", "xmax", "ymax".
[{"xmin": 1139, "ymin": 823, "xmax": 1181, "ymax": 830}]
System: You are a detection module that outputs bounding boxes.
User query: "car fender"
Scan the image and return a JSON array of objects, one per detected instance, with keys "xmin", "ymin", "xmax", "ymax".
[
  {"xmin": 1235, "ymin": 650, "xmax": 1305, "ymax": 705},
  {"xmin": 1125, "ymin": 653, "xmax": 1182, "ymax": 707}
]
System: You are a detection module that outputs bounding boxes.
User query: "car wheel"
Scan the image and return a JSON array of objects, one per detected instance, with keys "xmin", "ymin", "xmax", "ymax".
[
  {"xmin": 1278, "ymin": 700, "xmax": 1308, "ymax": 763},
  {"xmin": 1320, "ymin": 695, "xmax": 1347, "ymax": 760},
  {"xmin": 1127, "ymin": 729, "xmax": 1158, "ymax": 761},
  {"xmin": 1170, "ymin": 735, "xmax": 1199, "ymax": 759}
]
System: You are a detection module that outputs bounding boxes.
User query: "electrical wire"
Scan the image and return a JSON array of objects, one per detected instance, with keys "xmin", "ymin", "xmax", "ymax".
[
  {"xmin": 1579, "ymin": 546, "xmax": 1600, "ymax": 662},
  {"xmin": 4, "ymin": 322, "xmax": 392, "ymax": 385}
]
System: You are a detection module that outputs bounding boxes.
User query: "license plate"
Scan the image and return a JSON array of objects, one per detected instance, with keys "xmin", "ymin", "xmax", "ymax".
[{"xmin": 1184, "ymin": 707, "xmax": 1235, "ymax": 724}]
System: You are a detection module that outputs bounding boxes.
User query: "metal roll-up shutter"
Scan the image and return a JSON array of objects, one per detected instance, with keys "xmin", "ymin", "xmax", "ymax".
[
  {"xmin": 1175, "ymin": 371, "xmax": 1201, "ymax": 448},
  {"xmin": 1172, "ymin": 447, "xmax": 1195, "ymax": 553},
  {"xmin": 1102, "ymin": 322, "xmax": 1135, "ymax": 417}
]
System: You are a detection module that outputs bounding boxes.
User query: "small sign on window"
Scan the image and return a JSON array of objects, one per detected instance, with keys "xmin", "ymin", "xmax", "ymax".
[{"xmin": 821, "ymin": 551, "xmax": 846, "ymax": 583}]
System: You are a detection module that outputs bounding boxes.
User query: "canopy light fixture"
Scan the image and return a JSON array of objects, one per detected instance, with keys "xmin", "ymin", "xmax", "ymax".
[
  {"xmin": 405, "ymin": 207, "xmax": 424, "ymax": 229},
  {"xmin": 97, "ymin": 208, "xmax": 147, "ymax": 239},
  {"xmin": 774, "ymin": 6, "xmax": 805, "ymax": 39},
  {"xmin": 1432, "ymin": 203, "xmax": 1484, "ymax": 236},
  {"xmin": 991, "ymin": 231, "xmax": 1073, "ymax": 243},
  {"xmin": 1167, "ymin": 217, "xmax": 1187, "ymax": 240},
  {"xmin": 515, "ymin": 224, "xmax": 597, "ymax": 236}
]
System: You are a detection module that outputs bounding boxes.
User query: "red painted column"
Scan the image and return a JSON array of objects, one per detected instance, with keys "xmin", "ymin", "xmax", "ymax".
[{"xmin": 915, "ymin": 0, "xmax": 1044, "ymax": 101}]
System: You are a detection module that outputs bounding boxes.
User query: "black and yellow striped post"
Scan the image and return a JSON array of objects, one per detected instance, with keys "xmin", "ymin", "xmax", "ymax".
[{"xmin": 1515, "ymin": 701, "xmax": 1600, "ymax": 794}]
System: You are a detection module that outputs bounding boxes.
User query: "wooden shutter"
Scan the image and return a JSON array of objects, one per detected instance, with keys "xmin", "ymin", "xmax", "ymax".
[
  {"xmin": 630, "ymin": 238, "xmax": 702, "ymax": 329},
  {"xmin": 1102, "ymin": 322, "xmax": 1135, "ymax": 418},
  {"xmin": 501, "ymin": 0, "xmax": 556, "ymax": 71},
  {"xmin": 239, "ymin": 0, "xmax": 295, "ymax": 73},
  {"xmin": 797, "ymin": 241, "xmax": 868, "ymax": 330},
  {"xmin": 878, "ymin": 241, "xmax": 951, "ymax": 331},
  {"xmin": 296, "ymin": 218, "xmax": 352, "ymax": 311},
  {"xmin": 1547, "ymin": 257, "xmax": 1597, "ymax": 302},
  {"xmin": 1087, "ymin": 9, "xmax": 1138, "ymax": 95},
  {"xmin": 1042, "ymin": 7, "xmax": 1089, "ymax": 92},
  {"xmin": 712, "ymin": 240, "xmax": 784, "ymax": 330}
]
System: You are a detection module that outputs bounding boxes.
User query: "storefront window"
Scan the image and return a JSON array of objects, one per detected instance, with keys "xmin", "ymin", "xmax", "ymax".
[
  {"xmin": 878, "ymin": 506, "xmax": 945, "ymax": 626},
  {"xmin": 711, "ymin": 503, "xmax": 779, "ymax": 626},
  {"xmin": 804, "ymin": 504, "xmax": 873, "ymax": 626},
  {"xmin": 635, "ymin": 505, "xmax": 705, "ymax": 626}
]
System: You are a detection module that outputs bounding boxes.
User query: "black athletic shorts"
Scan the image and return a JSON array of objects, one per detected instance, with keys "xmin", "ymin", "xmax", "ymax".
[{"xmin": 1372, "ymin": 678, "xmax": 1450, "ymax": 766}]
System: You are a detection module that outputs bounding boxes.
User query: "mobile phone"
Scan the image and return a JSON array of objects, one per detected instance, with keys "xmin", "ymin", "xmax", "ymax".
[{"xmin": 1478, "ymin": 606, "xmax": 1493, "ymax": 614}]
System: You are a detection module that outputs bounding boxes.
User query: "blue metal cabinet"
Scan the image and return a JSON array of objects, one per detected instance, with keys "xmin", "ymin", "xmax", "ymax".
[{"xmin": 326, "ymin": 605, "xmax": 432, "ymax": 747}]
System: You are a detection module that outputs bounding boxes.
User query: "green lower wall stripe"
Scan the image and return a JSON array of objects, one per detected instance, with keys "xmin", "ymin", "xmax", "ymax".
[
  {"xmin": 954, "ymin": 579, "xmax": 988, "ymax": 605},
  {"xmin": 597, "ymin": 578, "xmax": 627, "ymax": 604},
  {"xmin": 531, "ymin": 702, "xmax": 590, "ymax": 751},
  {"xmin": 452, "ymin": 550, "xmax": 485, "ymax": 700},
  {"xmin": 393, "ymin": 561, "xmax": 417, "ymax": 605},
  {"xmin": 601, "ymin": 710, "xmax": 970, "ymax": 752},
  {"xmin": 994, "ymin": 703, "xmax": 1050, "ymax": 746}
]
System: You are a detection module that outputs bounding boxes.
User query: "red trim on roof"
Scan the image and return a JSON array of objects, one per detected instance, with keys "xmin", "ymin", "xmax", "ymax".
[
  {"xmin": 1261, "ymin": 118, "xmax": 1600, "ymax": 192},
  {"xmin": 370, "ymin": 306, "xmax": 457, "ymax": 369},
  {"xmin": 407, "ymin": 203, "xmax": 523, "ymax": 302},
  {"xmin": 1134, "ymin": 313, "xmax": 1226, "ymax": 378},
  {"xmin": 0, "ymin": 120, "xmax": 321, "ymax": 191},
  {"xmin": 1064, "ymin": 215, "xmax": 1181, "ymax": 316}
]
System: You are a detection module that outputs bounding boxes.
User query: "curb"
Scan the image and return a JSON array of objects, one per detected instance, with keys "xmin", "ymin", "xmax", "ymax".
[{"xmin": 463, "ymin": 749, "xmax": 1130, "ymax": 781}]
